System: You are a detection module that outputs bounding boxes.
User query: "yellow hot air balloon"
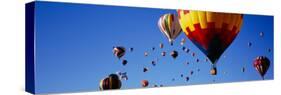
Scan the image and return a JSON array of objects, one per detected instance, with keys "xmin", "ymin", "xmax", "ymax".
[{"xmin": 177, "ymin": 10, "xmax": 243, "ymax": 75}]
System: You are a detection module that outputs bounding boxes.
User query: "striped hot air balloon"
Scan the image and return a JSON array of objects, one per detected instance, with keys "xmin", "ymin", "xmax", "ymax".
[
  {"xmin": 177, "ymin": 10, "xmax": 243, "ymax": 68},
  {"xmin": 99, "ymin": 74, "xmax": 122, "ymax": 90},
  {"xmin": 158, "ymin": 14, "xmax": 182, "ymax": 45}
]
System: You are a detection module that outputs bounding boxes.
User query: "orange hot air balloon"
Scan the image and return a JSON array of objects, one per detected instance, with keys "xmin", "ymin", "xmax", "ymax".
[{"xmin": 177, "ymin": 10, "xmax": 243, "ymax": 70}]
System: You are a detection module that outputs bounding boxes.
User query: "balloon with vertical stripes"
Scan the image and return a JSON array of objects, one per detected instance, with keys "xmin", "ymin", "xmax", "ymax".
[{"xmin": 158, "ymin": 14, "xmax": 182, "ymax": 45}]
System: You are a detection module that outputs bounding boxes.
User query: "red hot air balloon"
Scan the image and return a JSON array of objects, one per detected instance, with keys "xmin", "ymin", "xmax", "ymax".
[
  {"xmin": 113, "ymin": 46, "xmax": 126, "ymax": 59},
  {"xmin": 253, "ymin": 56, "xmax": 270, "ymax": 79},
  {"xmin": 178, "ymin": 10, "xmax": 243, "ymax": 71},
  {"xmin": 141, "ymin": 80, "xmax": 149, "ymax": 87}
]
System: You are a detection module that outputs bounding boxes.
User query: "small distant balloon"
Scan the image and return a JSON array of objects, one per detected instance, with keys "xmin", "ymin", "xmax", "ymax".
[
  {"xmin": 259, "ymin": 32, "xmax": 264, "ymax": 37},
  {"xmin": 253, "ymin": 56, "xmax": 270, "ymax": 79},
  {"xmin": 170, "ymin": 50, "xmax": 178, "ymax": 59},
  {"xmin": 186, "ymin": 77, "xmax": 189, "ymax": 82},
  {"xmin": 161, "ymin": 51, "xmax": 166, "ymax": 56},
  {"xmin": 184, "ymin": 48, "xmax": 190, "ymax": 53},
  {"xmin": 196, "ymin": 59, "xmax": 200, "ymax": 63},
  {"xmin": 143, "ymin": 67, "xmax": 148, "ymax": 72},
  {"xmin": 190, "ymin": 70, "xmax": 194, "ymax": 75},
  {"xmin": 180, "ymin": 38, "xmax": 186, "ymax": 46},
  {"xmin": 159, "ymin": 43, "xmax": 164, "ymax": 49},
  {"xmin": 152, "ymin": 47, "xmax": 155, "ymax": 51},
  {"xmin": 248, "ymin": 42, "xmax": 252, "ymax": 47},
  {"xmin": 210, "ymin": 67, "xmax": 217, "ymax": 75},
  {"xmin": 151, "ymin": 61, "xmax": 156, "ymax": 66},
  {"xmin": 192, "ymin": 52, "xmax": 196, "ymax": 57},
  {"xmin": 242, "ymin": 67, "xmax": 245, "ymax": 73},
  {"xmin": 182, "ymin": 46, "xmax": 186, "ymax": 51},
  {"xmin": 113, "ymin": 46, "xmax": 126, "ymax": 59},
  {"xmin": 268, "ymin": 48, "xmax": 271, "ymax": 53},
  {"xmin": 129, "ymin": 47, "xmax": 134, "ymax": 52},
  {"xmin": 122, "ymin": 59, "xmax": 127, "ymax": 66},
  {"xmin": 180, "ymin": 74, "xmax": 184, "ymax": 77},
  {"xmin": 141, "ymin": 80, "xmax": 149, "ymax": 87},
  {"xmin": 186, "ymin": 62, "xmax": 189, "ymax": 65},
  {"xmin": 144, "ymin": 52, "xmax": 148, "ymax": 57},
  {"xmin": 172, "ymin": 78, "xmax": 175, "ymax": 81}
]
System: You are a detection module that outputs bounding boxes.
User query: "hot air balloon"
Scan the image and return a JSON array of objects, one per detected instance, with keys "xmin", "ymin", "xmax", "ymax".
[
  {"xmin": 152, "ymin": 47, "xmax": 155, "ymax": 51},
  {"xmin": 178, "ymin": 10, "xmax": 243, "ymax": 73},
  {"xmin": 151, "ymin": 61, "xmax": 156, "ymax": 66},
  {"xmin": 180, "ymin": 74, "xmax": 184, "ymax": 77},
  {"xmin": 268, "ymin": 48, "xmax": 271, "ymax": 53},
  {"xmin": 130, "ymin": 47, "xmax": 134, "ymax": 52},
  {"xmin": 113, "ymin": 46, "xmax": 126, "ymax": 59},
  {"xmin": 159, "ymin": 43, "xmax": 164, "ymax": 49},
  {"xmin": 143, "ymin": 67, "xmax": 148, "ymax": 72},
  {"xmin": 192, "ymin": 52, "xmax": 195, "ymax": 57},
  {"xmin": 210, "ymin": 67, "xmax": 217, "ymax": 75},
  {"xmin": 242, "ymin": 67, "xmax": 245, "ymax": 73},
  {"xmin": 190, "ymin": 70, "xmax": 194, "ymax": 75},
  {"xmin": 161, "ymin": 51, "xmax": 166, "ymax": 56},
  {"xmin": 196, "ymin": 59, "xmax": 200, "ymax": 63},
  {"xmin": 99, "ymin": 74, "xmax": 122, "ymax": 90},
  {"xmin": 186, "ymin": 77, "xmax": 189, "ymax": 82},
  {"xmin": 248, "ymin": 42, "xmax": 252, "ymax": 47},
  {"xmin": 144, "ymin": 52, "xmax": 148, "ymax": 57},
  {"xmin": 182, "ymin": 46, "xmax": 186, "ymax": 51},
  {"xmin": 170, "ymin": 50, "xmax": 178, "ymax": 59},
  {"xmin": 184, "ymin": 48, "xmax": 190, "ymax": 53},
  {"xmin": 253, "ymin": 56, "xmax": 270, "ymax": 79},
  {"xmin": 122, "ymin": 59, "xmax": 128, "ymax": 66},
  {"xmin": 141, "ymin": 80, "xmax": 149, "ymax": 87},
  {"xmin": 180, "ymin": 38, "xmax": 186, "ymax": 46},
  {"xmin": 158, "ymin": 14, "xmax": 182, "ymax": 45},
  {"xmin": 259, "ymin": 32, "xmax": 264, "ymax": 37}
]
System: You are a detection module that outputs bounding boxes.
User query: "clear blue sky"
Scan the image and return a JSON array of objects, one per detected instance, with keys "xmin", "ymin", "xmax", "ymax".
[{"xmin": 34, "ymin": 1, "xmax": 273, "ymax": 93}]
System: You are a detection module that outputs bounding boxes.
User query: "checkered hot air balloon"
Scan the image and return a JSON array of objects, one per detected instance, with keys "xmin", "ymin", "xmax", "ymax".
[
  {"xmin": 177, "ymin": 10, "xmax": 243, "ymax": 71},
  {"xmin": 158, "ymin": 14, "xmax": 182, "ymax": 45}
]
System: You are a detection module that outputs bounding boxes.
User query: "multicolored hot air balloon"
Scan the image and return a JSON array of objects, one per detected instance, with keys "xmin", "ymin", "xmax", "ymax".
[
  {"xmin": 253, "ymin": 56, "xmax": 270, "ymax": 79},
  {"xmin": 177, "ymin": 10, "xmax": 243, "ymax": 72},
  {"xmin": 158, "ymin": 14, "xmax": 182, "ymax": 45},
  {"xmin": 99, "ymin": 74, "xmax": 122, "ymax": 90},
  {"xmin": 113, "ymin": 46, "xmax": 126, "ymax": 59}
]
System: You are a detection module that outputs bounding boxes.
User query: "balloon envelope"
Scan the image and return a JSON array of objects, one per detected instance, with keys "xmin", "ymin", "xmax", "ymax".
[
  {"xmin": 113, "ymin": 46, "xmax": 126, "ymax": 59},
  {"xmin": 141, "ymin": 80, "xmax": 149, "ymax": 87},
  {"xmin": 178, "ymin": 10, "xmax": 243, "ymax": 64},
  {"xmin": 158, "ymin": 14, "xmax": 182, "ymax": 45},
  {"xmin": 99, "ymin": 74, "xmax": 122, "ymax": 90},
  {"xmin": 253, "ymin": 56, "xmax": 270, "ymax": 79}
]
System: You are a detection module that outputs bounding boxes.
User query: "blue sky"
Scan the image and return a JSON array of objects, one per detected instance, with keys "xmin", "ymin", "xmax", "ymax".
[{"xmin": 33, "ymin": 1, "xmax": 273, "ymax": 93}]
